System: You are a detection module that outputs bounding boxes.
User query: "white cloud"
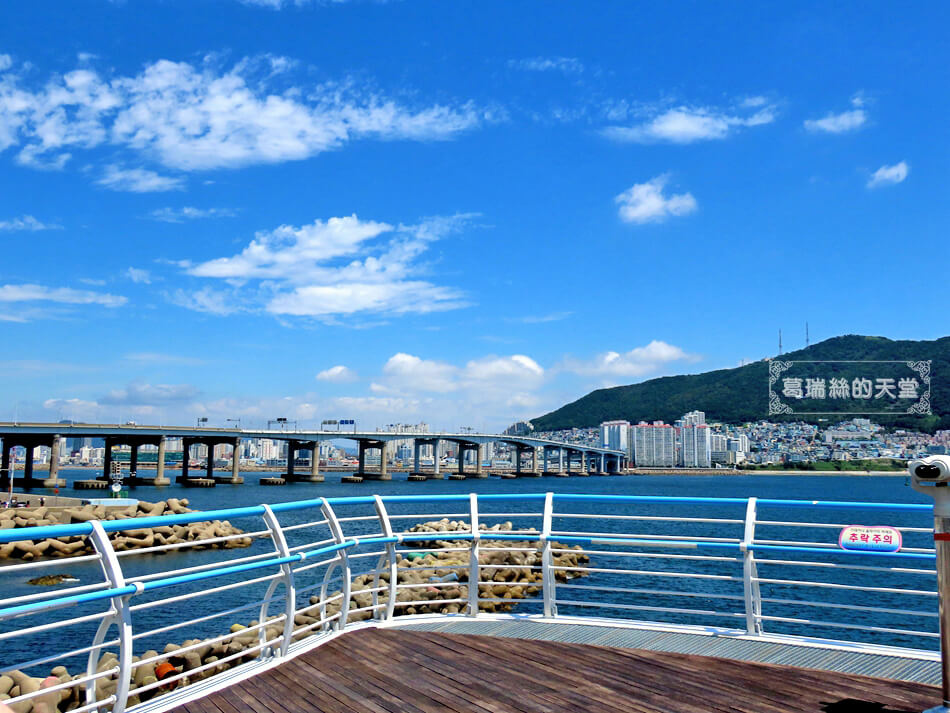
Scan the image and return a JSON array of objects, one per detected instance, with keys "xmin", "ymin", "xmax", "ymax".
[
  {"xmin": 603, "ymin": 102, "xmax": 776, "ymax": 144},
  {"xmin": 615, "ymin": 175, "xmax": 697, "ymax": 224},
  {"xmin": 167, "ymin": 286, "xmax": 243, "ymax": 315},
  {"xmin": 98, "ymin": 165, "xmax": 184, "ymax": 192},
  {"xmin": 101, "ymin": 383, "xmax": 199, "ymax": 405},
  {"xmin": 148, "ymin": 206, "xmax": 238, "ymax": 223},
  {"xmin": 124, "ymin": 352, "xmax": 206, "ymax": 366},
  {"xmin": 382, "ymin": 353, "xmax": 459, "ymax": 393},
  {"xmin": 0, "ymin": 215, "xmax": 62, "ymax": 231},
  {"xmin": 804, "ymin": 109, "xmax": 866, "ymax": 134},
  {"xmin": 178, "ymin": 213, "xmax": 473, "ymax": 319},
  {"xmin": 867, "ymin": 161, "xmax": 909, "ymax": 188},
  {"xmin": 125, "ymin": 267, "xmax": 151, "ymax": 284},
  {"xmin": 513, "ymin": 311, "xmax": 573, "ymax": 324},
  {"xmin": 561, "ymin": 340, "xmax": 699, "ymax": 380},
  {"xmin": 316, "ymin": 365, "xmax": 358, "ymax": 382},
  {"xmin": 509, "ymin": 57, "xmax": 584, "ymax": 74},
  {"xmin": 0, "ymin": 55, "xmax": 491, "ymax": 174},
  {"xmin": 0, "ymin": 283, "xmax": 127, "ymax": 307}
]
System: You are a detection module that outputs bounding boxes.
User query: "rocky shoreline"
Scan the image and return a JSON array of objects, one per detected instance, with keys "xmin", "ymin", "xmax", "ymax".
[
  {"xmin": 1, "ymin": 518, "xmax": 588, "ymax": 712},
  {"xmin": 0, "ymin": 499, "xmax": 252, "ymax": 562}
]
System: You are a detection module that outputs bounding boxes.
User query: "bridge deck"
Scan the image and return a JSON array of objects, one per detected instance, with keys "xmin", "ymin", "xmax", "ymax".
[{"xmin": 174, "ymin": 629, "xmax": 940, "ymax": 713}]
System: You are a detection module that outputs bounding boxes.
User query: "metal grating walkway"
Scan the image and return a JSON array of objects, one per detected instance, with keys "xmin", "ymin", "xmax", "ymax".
[{"xmin": 395, "ymin": 618, "xmax": 942, "ymax": 685}]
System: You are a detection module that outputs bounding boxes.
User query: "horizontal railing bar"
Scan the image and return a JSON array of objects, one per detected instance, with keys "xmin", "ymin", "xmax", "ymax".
[
  {"xmin": 131, "ymin": 595, "xmax": 282, "ymax": 640},
  {"xmin": 758, "ymin": 614, "xmax": 940, "ymax": 638},
  {"xmin": 552, "ymin": 547, "xmax": 737, "ymax": 564},
  {"xmin": 759, "ymin": 596, "xmax": 937, "ymax": 618},
  {"xmin": 551, "ymin": 564, "xmax": 742, "ymax": 581},
  {"xmin": 756, "ymin": 520, "xmax": 933, "ymax": 533},
  {"xmin": 753, "ymin": 557, "xmax": 936, "ymax": 575},
  {"xmin": 385, "ymin": 513, "xmax": 470, "ymax": 520},
  {"xmin": 0, "ymin": 608, "xmax": 113, "ymax": 642},
  {"xmin": 114, "ymin": 529, "xmax": 270, "ymax": 558},
  {"xmin": 131, "ymin": 550, "xmax": 279, "ymax": 584},
  {"xmin": 7, "ymin": 636, "xmax": 120, "ymax": 673},
  {"xmin": 755, "ymin": 577, "xmax": 937, "ymax": 596},
  {"xmin": 0, "ymin": 580, "xmax": 111, "ymax": 608},
  {"xmin": 553, "ymin": 599, "xmax": 746, "ymax": 619},
  {"xmin": 551, "ymin": 530, "xmax": 741, "ymax": 544},
  {"xmin": 557, "ymin": 583, "xmax": 746, "ymax": 601},
  {"xmin": 129, "ymin": 572, "xmax": 284, "ymax": 612},
  {"xmin": 279, "ymin": 518, "xmax": 329, "ymax": 532},
  {"xmin": 555, "ymin": 512, "xmax": 744, "ymax": 524},
  {"xmin": 0, "ymin": 553, "xmax": 102, "ymax": 574}
]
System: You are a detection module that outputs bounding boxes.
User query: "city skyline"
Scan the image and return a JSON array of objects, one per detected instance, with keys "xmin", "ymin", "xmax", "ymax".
[{"xmin": 1, "ymin": 3, "xmax": 947, "ymax": 431}]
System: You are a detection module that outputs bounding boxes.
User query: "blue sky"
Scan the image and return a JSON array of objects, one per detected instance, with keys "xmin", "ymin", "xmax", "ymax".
[{"xmin": 0, "ymin": 1, "xmax": 946, "ymax": 430}]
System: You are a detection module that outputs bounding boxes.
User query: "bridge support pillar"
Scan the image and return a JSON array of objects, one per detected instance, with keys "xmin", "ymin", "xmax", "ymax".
[
  {"xmin": 286, "ymin": 442, "xmax": 296, "ymax": 481},
  {"xmin": 227, "ymin": 437, "xmax": 245, "ymax": 484},
  {"xmin": 307, "ymin": 441, "xmax": 323, "ymax": 482},
  {"xmin": 379, "ymin": 442, "xmax": 389, "ymax": 480},
  {"xmin": 475, "ymin": 444, "xmax": 486, "ymax": 477},
  {"xmin": 127, "ymin": 443, "xmax": 140, "ymax": 485},
  {"xmin": 206, "ymin": 444, "xmax": 215, "ymax": 480},
  {"xmin": 514, "ymin": 446, "xmax": 521, "ymax": 475},
  {"xmin": 43, "ymin": 435, "xmax": 65, "ymax": 487},
  {"xmin": 433, "ymin": 440, "xmax": 441, "ymax": 478},
  {"xmin": 458, "ymin": 445, "xmax": 466, "ymax": 477},
  {"xmin": 155, "ymin": 437, "xmax": 170, "ymax": 485}
]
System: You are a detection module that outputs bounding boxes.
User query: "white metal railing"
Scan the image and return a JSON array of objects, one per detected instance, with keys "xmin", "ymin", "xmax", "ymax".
[{"xmin": 0, "ymin": 492, "xmax": 938, "ymax": 713}]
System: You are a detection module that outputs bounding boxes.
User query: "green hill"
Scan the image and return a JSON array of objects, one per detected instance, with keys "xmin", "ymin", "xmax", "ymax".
[{"xmin": 533, "ymin": 335, "xmax": 949, "ymax": 432}]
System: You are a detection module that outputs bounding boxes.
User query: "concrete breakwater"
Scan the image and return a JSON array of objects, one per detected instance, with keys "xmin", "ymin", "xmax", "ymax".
[
  {"xmin": 1, "ymin": 519, "xmax": 588, "ymax": 712},
  {"xmin": 0, "ymin": 499, "xmax": 251, "ymax": 561}
]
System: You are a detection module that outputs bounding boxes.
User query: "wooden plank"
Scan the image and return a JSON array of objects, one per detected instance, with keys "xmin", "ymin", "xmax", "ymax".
[{"xmin": 171, "ymin": 628, "xmax": 941, "ymax": 713}]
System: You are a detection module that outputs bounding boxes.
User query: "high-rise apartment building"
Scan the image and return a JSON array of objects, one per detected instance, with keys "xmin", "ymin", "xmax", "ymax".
[
  {"xmin": 682, "ymin": 410, "xmax": 706, "ymax": 426},
  {"xmin": 600, "ymin": 420, "xmax": 630, "ymax": 453},
  {"xmin": 633, "ymin": 422, "xmax": 675, "ymax": 467},
  {"xmin": 679, "ymin": 424, "xmax": 711, "ymax": 467}
]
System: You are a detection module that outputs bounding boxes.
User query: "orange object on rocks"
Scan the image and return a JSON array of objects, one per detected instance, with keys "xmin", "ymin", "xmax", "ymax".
[{"xmin": 155, "ymin": 662, "xmax": 176, "ymax": 681}]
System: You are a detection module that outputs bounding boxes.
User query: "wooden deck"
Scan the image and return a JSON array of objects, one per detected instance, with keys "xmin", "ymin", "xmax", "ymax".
[{"xmin": 175, "ymin": 629, "xmax": 942, "ymax": 713}]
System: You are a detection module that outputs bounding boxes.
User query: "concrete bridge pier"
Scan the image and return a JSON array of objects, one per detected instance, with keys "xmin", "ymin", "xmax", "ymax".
[
  {"xmin": 355, "ymin": 439, "xmax": 390, "ymax": 481},
  {"xmin": 43, "ymin": 435, "xmax": 66, "ymax": 488},
  {"xmin": 474, "ymin": 444, "xmax": 487, "ymax": 478},
  {"xmin": 286, "ymin": 440, "xmax": 322, "ymax": 483},
  {"xmin": 230, "ymin": 438, "xmax": 245, "ymax": 484},
  {"xmin": 155, "ymin": 437, "xmax": 170, "ymax": 485}
]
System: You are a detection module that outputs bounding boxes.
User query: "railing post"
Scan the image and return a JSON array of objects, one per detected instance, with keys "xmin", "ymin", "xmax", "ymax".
[
  {"xmin": 87, "ymin": 520, "xmax": 135, "ymax": 713},
  {"xmin": 321, "ymin": 498, "xmax": 351, "ymax": 630},
  {"xmin": 468, "ymin": 493, "xmax": 480, "ymax": 617},
  {"xmin": 260, "ymin": 504, "xmax": 296, "ymax": 657},
  {"xmin": 541, "ymin": 492, "xmax": 557, "ymax": 618},
  {"xmin": 741, "ymin": 497, "xmax": 762, "ymax": 636},
  {"xmin": 373, "ymin": 495, "xmax": 398, "ymax": 621}
]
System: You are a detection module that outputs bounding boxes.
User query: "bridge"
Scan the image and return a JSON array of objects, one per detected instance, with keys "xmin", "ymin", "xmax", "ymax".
[{"xmin": 0, "ymin": 422, "xmax": 627, "ymax": 489}]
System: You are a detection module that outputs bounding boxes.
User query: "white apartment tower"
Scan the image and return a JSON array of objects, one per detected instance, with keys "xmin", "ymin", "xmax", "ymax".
[
  {"xmin": 682, "ymin": 410, "xmax": 706, "ymax": 426},
  {"xmin": 600, "ymin": 420, "xmax": 630, "ymax": 453},
  {"xmin": 679, "ymin": 424, "xmax": 711, "ymax": 468},
  {"xmin": 633, "ymin": 422, "xmax": 675, "ymax": 467}
]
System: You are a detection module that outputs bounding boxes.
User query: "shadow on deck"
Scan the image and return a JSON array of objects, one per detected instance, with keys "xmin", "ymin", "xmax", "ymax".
[{"xmin": 174, "ymin": 629, "xmax": 941, "ymax": 713}]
